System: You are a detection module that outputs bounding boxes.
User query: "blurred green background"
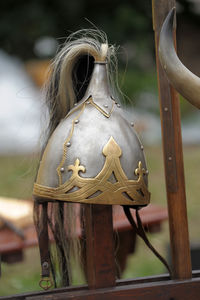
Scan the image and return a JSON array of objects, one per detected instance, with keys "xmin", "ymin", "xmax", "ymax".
[
  {"xmin": 1, "ymin": 0, "xmax": 200, "ymax": 115},
  {"xmin": 0, "ymin": 0, "xmax": 200, "ymax": 297}
]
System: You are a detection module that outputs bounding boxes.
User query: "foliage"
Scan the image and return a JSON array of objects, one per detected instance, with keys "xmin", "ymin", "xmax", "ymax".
[
  {"xmin": 0, "ymin": 0, "xmax": 197, "ymax": 117},
  {"xmin": 0, "ymin": 0, "xmax": 153, "ymax": 60},
  {"xmin": 0, "ymin": 0, "xmax": 196, "ymax": 61}
]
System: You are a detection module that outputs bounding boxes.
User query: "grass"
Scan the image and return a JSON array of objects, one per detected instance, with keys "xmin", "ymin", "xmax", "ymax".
[
  {"xmin": 0, "ymin": 248, "xmax": 41, "ymax": 296},
  {"xmin": 0, "ymin": 154, "xmax": 38, "ymax": 199},
  {"xmin": 0, "ymin": 145, "xmax": 200, "ymax": 296}
]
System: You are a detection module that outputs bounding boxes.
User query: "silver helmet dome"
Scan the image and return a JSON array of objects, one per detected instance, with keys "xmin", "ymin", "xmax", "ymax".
[{"xmin": 33, "ymin": 43, "xmax": 150, "ymax": 206}]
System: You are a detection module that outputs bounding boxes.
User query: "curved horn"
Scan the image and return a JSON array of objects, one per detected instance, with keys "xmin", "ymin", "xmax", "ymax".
[{"xmin": 159, "ymin": 8, "xmax": 200, "ymax": 109}]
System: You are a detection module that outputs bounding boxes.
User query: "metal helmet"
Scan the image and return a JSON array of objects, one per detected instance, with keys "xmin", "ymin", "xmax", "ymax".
[
  {"xmin": 33, "ymin": 42, "xmax": 150, "ymax": 207},
  {"xmin": 32, "ymin": 33, "xmax": 173, "ymax": 291}
]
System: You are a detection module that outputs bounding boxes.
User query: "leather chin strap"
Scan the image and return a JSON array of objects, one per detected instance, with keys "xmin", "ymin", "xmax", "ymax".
[
  {"xmin": 38, "ymin": 203, "xmax": 171, "ymax": 290},
  {"xmin": 38, "ymin": 202, "xmax": 53, "ymax": 290},
  {"xmin": 123, "ymin": 206, "xmax": 172, "ymax": 277}
]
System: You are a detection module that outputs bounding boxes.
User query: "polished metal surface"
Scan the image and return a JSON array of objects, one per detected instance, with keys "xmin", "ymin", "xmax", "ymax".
[
  {"xmin": 34, "ymin": 61, "xmax": 149, "ymax": 205},
  {"xmin": 36, "ymin": 103, "xmax": 147, "ymax": 186}
]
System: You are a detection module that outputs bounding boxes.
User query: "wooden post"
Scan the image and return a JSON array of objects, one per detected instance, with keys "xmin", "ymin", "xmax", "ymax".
[
  {"xmin": 152, "ymin": 0, "xmax": 192, "ymax": 279},
  {"xmin": 83, "ymin": 204, "xmax": 116, "ymax": 289}
]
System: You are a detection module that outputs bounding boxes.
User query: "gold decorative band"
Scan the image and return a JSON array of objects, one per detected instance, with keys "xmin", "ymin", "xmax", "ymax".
[{"xmin": 33, "ymin": 137, "xmax": 150, "ymax": 206}]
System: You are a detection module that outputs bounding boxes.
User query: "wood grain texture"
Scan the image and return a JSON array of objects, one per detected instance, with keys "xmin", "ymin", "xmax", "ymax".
[
  {"xmin": 83, "ymin": 204, "xmax": 116, "ymax": 289},
  {"xmin": 26, "ymin": 277, "xmax": 200, "ymax": 300},
  {"xmin": 152, "ymin": 0, "xmax": 192, "ymax": 279},
  {"xmin": 4, "ymin": 272, "xmax": 200, "ymax": 299}
]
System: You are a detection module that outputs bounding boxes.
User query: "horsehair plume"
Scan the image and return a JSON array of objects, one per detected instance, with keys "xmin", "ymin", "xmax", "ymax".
[{"xmin": 45, "ymin": 29, "xmax": 117, "ymax": 139}]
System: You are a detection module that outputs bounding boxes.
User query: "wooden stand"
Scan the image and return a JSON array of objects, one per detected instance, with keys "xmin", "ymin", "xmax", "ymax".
[
  {"xmin": 4, "ymin": 1, "xmax": 200, "ymax": 299},
  {"xmin": 83, "ymin": 205, "xmax": 116, "ymax": 289},
  {"xmin": 152, "ymin": 0, "xmax": 192, "ymax": 279}
]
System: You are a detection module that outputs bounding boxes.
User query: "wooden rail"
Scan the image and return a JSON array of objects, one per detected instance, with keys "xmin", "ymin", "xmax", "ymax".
[{"xmin": 152, "ymin": 0, "xmax": 192, "ymax": 279}]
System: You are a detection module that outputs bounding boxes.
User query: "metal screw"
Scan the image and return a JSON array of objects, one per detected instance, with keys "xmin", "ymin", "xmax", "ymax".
[
  {"xmin": 146, "ymin": 170, "xmax": 149, "ymax": 175},
  {"xmin": 141, "ymin": 145, "xmax": 144, "ymax": 150},
  {"xmin": 168, "ymin": 156, "xmax": 172, "ymax": 161},
  {"xmin": 130, "ymin": 122, "xmax": 134, "ymax": 127},
  {"xmin": 66, "ymin": 142, "xmax": 71, "ymax": 147},
  {"xmin": 60, "ymin": 167, "xmax": 65, "ymax": 173},
  {"xmin": 74, "ymin": 103, "xmax": 77, "ymax": 106},
  {"xmin": 164, "ymin": 107, "xmax": 168, "ymax": 112},
  {"xmin": 104, "ymin": 104, "xmax": 108, "ymax": 108},
  {"xmin": 75, "ymin": 119, "xmax": 79, "ymax": 124},
  {"xmin": 42, "ymin": 262, "xmax": 49, "ymax": 269},
  {"xmin": 86, "ymin": 101, "xmax": 90, "ymax": 104},
  {"xmin": 117, "ymin": 104, "xmax": 121, "ymax": 108}
]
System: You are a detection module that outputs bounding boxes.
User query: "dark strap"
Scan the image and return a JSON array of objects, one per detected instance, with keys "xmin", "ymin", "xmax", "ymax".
[
  {"xmin": 37, "ymin": 202, "xmax": 53, "ymax": 290},
  {"xmin": 38, "ymin": 202, "xmax": 50, "ymax": 277},
  {"xmin": 123, "ymin": 206, "xmax": 172, "ymax": 277}
]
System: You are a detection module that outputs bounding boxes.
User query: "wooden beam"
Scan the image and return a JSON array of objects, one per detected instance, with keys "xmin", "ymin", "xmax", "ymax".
[
  {"xmin": 3, "ymin": 272, "xmax": 200, "ymax": 300},
  {"xmin": 26, "ymin": 277, "xmax": 200, "ymax": 300},
  {"xmin": 152, "ymin": 0, "xmax": 192, "ymax": 279},
  {"xmin": 83, "ymin": 204, "xmax": 116, "ymax": 289}
]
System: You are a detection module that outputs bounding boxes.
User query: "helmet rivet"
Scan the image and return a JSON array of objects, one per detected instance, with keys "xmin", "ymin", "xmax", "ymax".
[
  {"xmin": 104, "ymin": 104, "xmax": 108, "ymax": 108},
  {"xmin": 130, "ymin": 122, "xmax": 134, "ymax": 127},
  {"xmin": 168, "ymin": 156, "xmax": 172, "ymax": 161},
  {"xmin": 117, "ymin": 104, "xmax": 121, "ymax": 108},
  {"xmin": 75, "ymin": 119, "xmax": 79, "ymax": 124},
  {"xmin": 42, "ymin": 262, "xmax": 49, "ymax": 269},
  {"xmin": 164, "ymin": 107, "xmax": 168, "ymax": 112},
  {"xmin": 60, "ymin": 167, "xmax": 65, "ymax": 173},
  {"xmin": 67, "ymin": 142, "xmax": 71, "ymax": 147},
  {"xmin": 141, "ymin": 145, "xmax": 144, "ymax": 150}
]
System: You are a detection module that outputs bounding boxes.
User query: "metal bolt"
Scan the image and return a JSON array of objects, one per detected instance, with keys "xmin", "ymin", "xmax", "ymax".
[
  {"xmin": 86, "ymin": 101, "xmax": 90, "ymax": 104},
  {"xmin": 117, "ymin": 104, "xmax": 121, "ymax": 108},
  {"xmin": 75, "ymin": 119, "xmax": 79, "ymax": 124},
  {"xmin": 146, "ymin": 170, "xmax": 149, "ymax": 175},
  {"xmin": 141, "ymin": 145, "xmax": 144, "ymax": 150},
  {"xmin": 74, "ymin": 103, "xmax": 77, "ymax": 106},
  {"xmin": 130, "ymin": 122, "xmax": 134, "ymax": 127},
  {"xmin": 60, "ymin": 167, "xmax": 65, "ymax": 173},
  {"xmin": 104, "ymin": 104, "xmax": 108, "ymax": 108},
  {"xmin": 66, "ymin": 142, "xmax": 71, "ymax": 147},
  {"xmin": 164, "ymin": 107, "xmax": 168, "ymax": 112},
  {"xmin": 168, "ymin": 156, "xmax": 172, "ymax": 161},
  {"xmin": 42, "ymin": 262, "xmax": 49, "ymax": 269}
]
